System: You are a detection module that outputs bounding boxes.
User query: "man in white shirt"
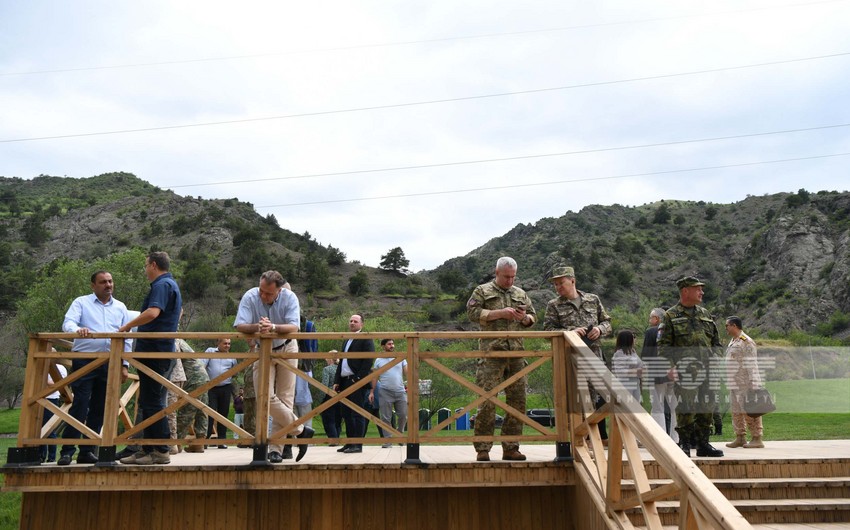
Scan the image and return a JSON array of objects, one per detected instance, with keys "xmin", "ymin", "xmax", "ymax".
[{"xmin": 203, "ymin": 338, "xmax": 237, "ymax": 448}]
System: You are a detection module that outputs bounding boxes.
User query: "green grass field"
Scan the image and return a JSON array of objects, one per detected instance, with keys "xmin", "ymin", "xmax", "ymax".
[{"xmin": 0, "ymin": 378, "xmax": 847, "ymax": 529}]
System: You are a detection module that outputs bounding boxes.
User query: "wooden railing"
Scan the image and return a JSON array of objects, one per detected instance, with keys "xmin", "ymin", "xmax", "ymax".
[
  {"xmin": 563, "ymin": 332, "xmax": 754, "ymax": 530},
  {"xmin": 12, "ymin": 330, "xmax": 752, "ymax": 529}
]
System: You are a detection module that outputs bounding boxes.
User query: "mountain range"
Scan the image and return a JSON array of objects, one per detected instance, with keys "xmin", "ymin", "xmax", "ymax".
[{"xmin": 2, "ymin": 173, "xmax": 849, "ymax": 336}]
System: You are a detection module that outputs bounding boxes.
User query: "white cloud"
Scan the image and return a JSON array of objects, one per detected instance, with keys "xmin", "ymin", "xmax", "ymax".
[{"xmin": 2, "ymin": 0, "xmax": 850, "ymax": 269}]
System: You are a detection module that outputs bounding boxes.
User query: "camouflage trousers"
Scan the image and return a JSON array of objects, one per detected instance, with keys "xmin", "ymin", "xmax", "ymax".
[
  {"xmin": 175, "ymin": 385, "xmax": 208, "ymax": 441},
  {"xmin": 473, "ymin": 356, "xmax": 526, "ymax": 453},
  {"xmin": 729, "ymin": 389, "xmax": 763, "ymax": 437},
  {"xmin": 674, "ymin": 383, "xmax": 717, "ymax": 444},
  {"xmin": 166, "ymin": 383, "xmax": 184, "ymax": 440}
]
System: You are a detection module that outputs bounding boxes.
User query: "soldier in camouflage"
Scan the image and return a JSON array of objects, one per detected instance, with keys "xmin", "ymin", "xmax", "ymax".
[
  {"xmin": 543, "ymin": 266, "xmax": 612, "ymax": 442},
  {"xmin": 177, "ymin": 355, "xmax": 209, "ymax": 453},
  {"xmin": 543, "ymin": 266, "xmax": 612, "ymax": 357},
  {"xmin": 237, "ymin": 340, "xmax": 257, "ymax": 447},
  {"xmin": 166, "ymin": 342, "xmax": 188, "ymax": 455},
  {"xmin": 657, "ymin": 276, "xmax": 724, "ymax": 457},
  {"xmin": 466, "ymin": 256, "xmax": 536, "ymax": 462}
]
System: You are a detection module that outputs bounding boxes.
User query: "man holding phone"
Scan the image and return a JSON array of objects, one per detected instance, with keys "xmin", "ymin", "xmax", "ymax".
[{"xmin": 466, "ymin": 256, "xmax": 536, "ymax": 462}]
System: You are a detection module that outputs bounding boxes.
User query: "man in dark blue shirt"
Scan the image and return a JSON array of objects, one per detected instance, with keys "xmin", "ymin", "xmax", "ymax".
[{"xmin": 119, "ymin": 251, "xmax": 183, "ymax": 465}]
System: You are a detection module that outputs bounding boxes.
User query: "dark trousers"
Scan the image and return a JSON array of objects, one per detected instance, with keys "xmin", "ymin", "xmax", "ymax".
[
  {"xmin": 60, "ymin": 360, "xmax": 107, "ymax": 457},
  {"xmin": 207, "ymin": 383, "xmax": 233, "ymax": 440},
  {"xmin": 339, "ymin": 378, "xmax": 367, "ymax": 447},
  {"xmin": 40, "ymin": 397, "xmax": 61, "ymax": 462},
  {"xmin": 320, "ymin": 395, "xmax": 343, "ymax": 439},
  {"xmin": 137, "ymin": 358, "xmax": 171, "ymax": 454},
  {"xmin": 596, "ymin": 394, "xmax": 608, "ymax": 440}
]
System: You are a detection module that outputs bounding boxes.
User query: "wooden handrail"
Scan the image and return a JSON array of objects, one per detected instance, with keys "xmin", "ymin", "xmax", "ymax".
[{"xmin": 562, "ymin": 331, "xmax": 754, "ymax": 530}]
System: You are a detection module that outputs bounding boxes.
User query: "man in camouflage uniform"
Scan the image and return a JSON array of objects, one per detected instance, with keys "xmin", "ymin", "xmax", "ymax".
[
  {"xmin": 166, "ymin": 344, "xmax": 188, "ymax": 455},
  {"xmin": 466, "ymin": 256, "xmax": 536, "ymax": 462},
  {"xmin": 177, "ymin": 355, "xmax": 210, "ymax": 452},
  {"xmin": 657, "ymin": 276, "xmax": 724, "ymax": 457},
  {"xmin": 543, "ymin": 266, "xmax": 612, "ymax": 357},
  {"xmin": 543, "ymin": 266, "xmax": 612, "ymax": 441},
  {"xmin": 237, "ymin": 340, "xmax": 258, "ymax": 448}
]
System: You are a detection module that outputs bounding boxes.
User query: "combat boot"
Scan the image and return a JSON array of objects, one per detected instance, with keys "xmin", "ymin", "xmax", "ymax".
[
  {"xmin": 743, "ymin": 436, "xmax": 764, "ymax": 448},
  {"xmin": 696, "ymin": 442, "xmax": 724, "ymax": 457},
  {"xmin": 679, "ymin": 441, "xmax": 691, "ymax": 457},
  {"xmin": 726, "ymin": 435, "xmax": 746, "ymax": 448}
]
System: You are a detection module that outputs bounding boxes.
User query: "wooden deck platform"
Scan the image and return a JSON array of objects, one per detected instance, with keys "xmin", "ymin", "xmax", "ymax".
[
  {"xmin": 4, "ymin": 440, "xmax": 847, "ymax": 493},
  {"xmin": 4, "ymin": 440, "xmax": 849, "ymax": 530}
]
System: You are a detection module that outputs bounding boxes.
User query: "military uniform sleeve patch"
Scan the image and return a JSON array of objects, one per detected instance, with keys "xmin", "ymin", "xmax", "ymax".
[{"xmin": 467, "ymin": 298, "xmax": 479, "ymax": 308}]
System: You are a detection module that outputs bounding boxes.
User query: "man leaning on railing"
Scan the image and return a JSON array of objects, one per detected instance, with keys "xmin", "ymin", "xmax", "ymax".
[{"xmin": 57, "ymin": 270, "xmax": 132, "ymax": 466}]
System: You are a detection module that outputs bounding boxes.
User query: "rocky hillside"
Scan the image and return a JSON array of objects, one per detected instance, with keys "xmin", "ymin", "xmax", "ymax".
[
  {"xmin": 0, "ymin": 172, "xmax": 441, "ymax": 322},
  {"xmin": 2, "ymin": 173, "xmax": 849, "ymax": 335},
  {"xmin": 432, "ymin": 189, "xmax": 850, "ymax": 334}
]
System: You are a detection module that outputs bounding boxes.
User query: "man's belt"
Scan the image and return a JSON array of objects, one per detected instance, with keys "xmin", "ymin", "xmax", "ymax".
[{"xmin": 272, "ymin": 339, "xmax": 293, "ymax": 351}]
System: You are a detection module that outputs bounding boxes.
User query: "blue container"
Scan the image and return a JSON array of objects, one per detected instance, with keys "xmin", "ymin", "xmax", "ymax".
[{"xmin": 455, "ymin": 412, "xmax": 470, "ymax": 430}]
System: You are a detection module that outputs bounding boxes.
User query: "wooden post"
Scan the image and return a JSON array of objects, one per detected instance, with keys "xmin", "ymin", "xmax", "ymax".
[
  {"xmin": 552, "ymin": 334, "xmax": 572, "ymax": 462},
  {"xmin": 405, "ymin": 336, "xmax": 421, "ymax": 464},
  {"xmin": 251, "ymin": 337, "xmax": 271, "ymax": 465},
  {"xmin": 563, "ymin": 333, "xmax": 583, "ymax": 451},
  {"xmin": 97, "ymin": 337, "xmax": 126, "ymax": 465},
  {"xmin": 8, "ymin": 337, "xmax": 49, "ymax": 466}
]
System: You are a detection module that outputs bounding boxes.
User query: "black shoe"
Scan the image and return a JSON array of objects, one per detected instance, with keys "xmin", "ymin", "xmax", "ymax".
[
  {"xmin": 282, "ymin": 445, "xmax": 293, "ymax": 459},
  {"xmin": 57, "ymin": 454, "xmax": 72, "ymax": 466},
  {"xmin": 268, "ymin": 451, "xmax": 283, "ymax": 463},
  {"xmin": 696, "ymin": 443, "xmax": 724, "ymax": 457},
  {"xmin": 337, "ymin": 444, "xmax": 351, "ymax": 453},
  {"xmin": 218, "ymin": 445, "xmax": 228, "ymax": 449},
  {"xmin": 342, "ymin": 445, "xmax": 362, "ymax": 454},
  {"xmin": 679, "ymin": 442, "xmax": 691, "ymax": 457},
  {"xmin": 77, "ymin": 452, "xmax": 98, "ymax": 464},
  {"xmin": 115, "ymin": 446, "xmax": 138, "ymax": 460},
  {"xmin": 296, "ymin": 426, "xmax": 314, "ymax": 462}
]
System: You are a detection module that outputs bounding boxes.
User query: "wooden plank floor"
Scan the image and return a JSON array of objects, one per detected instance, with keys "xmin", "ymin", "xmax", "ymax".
[{"xmin": 16, "ymin": 439, "xmax": 850, "ymax": 468}]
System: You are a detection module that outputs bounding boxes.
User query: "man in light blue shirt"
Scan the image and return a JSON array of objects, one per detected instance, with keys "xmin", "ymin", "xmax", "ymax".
[
  {"xmin": 58, "ymin": 270, "xmax": 131, "ymax": 466},
  {"xmin": 370, "ymin": 339, "xmax": 408, "ymax": 447},
  {"xmin": 203, "ymin": 338, "xmax": 237, "ymax": 448},
  {"xmin": 234, "ymin": 271, "xmax": 314, "ymax": 463}
]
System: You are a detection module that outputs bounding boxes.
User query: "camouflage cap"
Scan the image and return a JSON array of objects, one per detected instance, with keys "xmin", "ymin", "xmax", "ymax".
[
  {"xmin": 549, "ymin": 266, "xmax": 575, "ymax": 282},
  {"xmin": 676, "ymin": 276, "xmax": 706, "ymax": 289}
]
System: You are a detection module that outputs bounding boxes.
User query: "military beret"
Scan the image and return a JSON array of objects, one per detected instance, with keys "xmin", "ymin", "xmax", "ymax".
[
  {"xmin": 676, "ymin": 276, "xmax": 706, "ymax": 289},
  {"xmin": 549, "ymin": 266, "xmax": 575, "ymax": 282}
]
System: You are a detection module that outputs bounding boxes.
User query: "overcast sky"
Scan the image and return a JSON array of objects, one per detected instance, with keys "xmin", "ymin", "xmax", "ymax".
[{"xmin": 2, "ymin": 1, "xmax": 849, "ymax": 271}]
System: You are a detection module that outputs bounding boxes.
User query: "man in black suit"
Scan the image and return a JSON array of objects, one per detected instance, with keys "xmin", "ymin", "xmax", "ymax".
[{"xmin": 333, "ymin": 314, "xmax": 375, "ymax": 454}]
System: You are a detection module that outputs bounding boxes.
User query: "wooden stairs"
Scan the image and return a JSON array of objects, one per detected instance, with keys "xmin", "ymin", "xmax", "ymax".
[{"xmin": 621, "ymin": 442, "xmax": 850, "ymax": 529}]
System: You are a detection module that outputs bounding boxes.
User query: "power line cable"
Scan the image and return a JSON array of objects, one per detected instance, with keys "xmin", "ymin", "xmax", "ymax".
[
  {"xmin": 1, "ymin": 0, "xmax": 844, "ymax": 77},
  {"xmin": 2, "ymin": 51, "xmax": 848, "ymax": 144},
  {"xmin": 254, "ymin": 152, "xmax": 850, "ymax": 208},
  {"xmin": 165, "ymin": 122, "xmax": 850, "ymax": 189}
]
